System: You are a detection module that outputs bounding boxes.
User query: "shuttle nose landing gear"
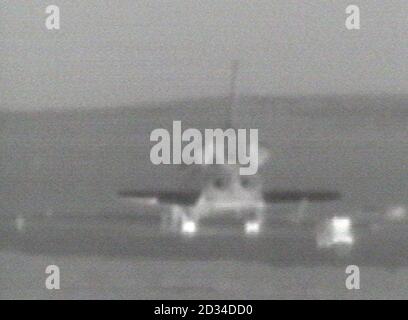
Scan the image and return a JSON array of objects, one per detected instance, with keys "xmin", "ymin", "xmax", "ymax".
[
  {"xmin": 243, "ymin": 207, "xmax": 265, "ymax": 237},
  {"xmin": 244, "ymin": 219, "xmax": 262, "ymax": 235},
  {"xmin": 162, "ymin": 205, "xmax": 198, "ymax": 236},
  {"xmin": 180, "ymin": 217, "xmax": 198, "ymax": 236}
]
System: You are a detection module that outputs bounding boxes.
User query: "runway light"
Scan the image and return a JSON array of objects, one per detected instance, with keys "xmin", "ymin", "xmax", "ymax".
[
  {"xmin": 181, "ymin": 220, "xmax": 197, "ymax": 235},
  {"xmin": 386, "ymin": 206, "xmax": 407, "ymax": 221},
  {"xmin": 245, "ymin": 220, "xmax": 261, "ymax": 235},
  {"xmin": 15, "ymin": 215, "xmax": 26, "ymax": 233}
]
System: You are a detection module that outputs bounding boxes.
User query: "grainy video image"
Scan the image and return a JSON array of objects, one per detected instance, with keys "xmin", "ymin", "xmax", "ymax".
[{"xmin": 1, "ymin": 1, "xmax": 408, "ymax": 299}]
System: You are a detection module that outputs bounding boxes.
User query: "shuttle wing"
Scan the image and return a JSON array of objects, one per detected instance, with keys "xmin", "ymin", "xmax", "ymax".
[
  {"xmin": 118, "ymin": 189, "xmax": 201, "ymax": 205},
  {"xmin": 262, "ymin": 190, "xmax": 341, "ymax": 202},
  {"xmin": 118, "ymin": 189, "xmax": 341, "ymax": 205}
]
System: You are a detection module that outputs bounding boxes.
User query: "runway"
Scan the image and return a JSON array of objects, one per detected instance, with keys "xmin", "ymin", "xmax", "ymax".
[
  {"xmin": 1, "ymin": 250, "xmax": 408, "ymax": 299},
  {"xmin": 1, "ymin": 216, "xmax": 408, "ymax": 299}
]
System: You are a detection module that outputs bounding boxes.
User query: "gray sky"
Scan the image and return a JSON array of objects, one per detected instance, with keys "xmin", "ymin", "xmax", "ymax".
[{"xmin": 1, "ymin": 0, "xmax": 407, "ymax": 110}]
